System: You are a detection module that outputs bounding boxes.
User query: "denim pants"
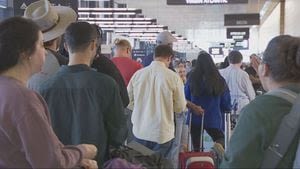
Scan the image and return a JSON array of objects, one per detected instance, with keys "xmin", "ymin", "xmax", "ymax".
[
  {"xmin": 133, "ymin": 137, "xmax": 174, "ymax": 159},
  {"xmin": 169, "ymin": 112, "xmax": 187, "ymax": 168}
]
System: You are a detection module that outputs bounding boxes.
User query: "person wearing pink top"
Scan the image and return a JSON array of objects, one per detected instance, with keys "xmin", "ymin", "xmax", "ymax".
[
  {"xmin": 111, "ymin": 39, "xmax": 143, "ymax": 86},
  {"xmin": 0, "ymin": 16, "xmax": 97, "ymax": 169}
]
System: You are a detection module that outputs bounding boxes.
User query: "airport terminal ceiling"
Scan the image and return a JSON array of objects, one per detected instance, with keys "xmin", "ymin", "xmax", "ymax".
[
  {"xmin": 114, "ymin": 0, "xmax": 269, "ymax": 30},
  {"xmin": 114, "ymin": 0, "xmax": 276, "ymax": 62}
]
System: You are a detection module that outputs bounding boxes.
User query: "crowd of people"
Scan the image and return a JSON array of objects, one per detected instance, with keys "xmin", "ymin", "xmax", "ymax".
[{"xmin": 0, "ymin": 0, "xmax": 299, "ymax": 168}]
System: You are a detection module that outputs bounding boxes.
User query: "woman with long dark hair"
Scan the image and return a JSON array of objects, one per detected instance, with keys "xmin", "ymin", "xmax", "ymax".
[{"xmin": 185, "ymin": 51, "xmax": 231, "ymax": 150}]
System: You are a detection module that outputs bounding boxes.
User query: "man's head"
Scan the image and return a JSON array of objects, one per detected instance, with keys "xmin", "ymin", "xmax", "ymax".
[
  {"xmin": 156, "ymin": 31, "xmax": 177, "ymax": 47},
  {"xmin": 113, "ymin": 39, "xmax": 132, "ymax": 58},
  {"xmin": 228, "ymin": 50, "xmax": 243, "ymax": 64},
  {"xmin": 154, "ymin": 45, "xmax": 174, "ymax": 67},
  {"xmin": 64, "ymin": 22, "xmax": 99, "ymax": 58}
]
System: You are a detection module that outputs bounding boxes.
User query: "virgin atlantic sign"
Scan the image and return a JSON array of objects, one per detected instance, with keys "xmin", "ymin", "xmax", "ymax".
[{"xmin": 167, "ymin": 0, "xmax": 248, "ymax": 5}]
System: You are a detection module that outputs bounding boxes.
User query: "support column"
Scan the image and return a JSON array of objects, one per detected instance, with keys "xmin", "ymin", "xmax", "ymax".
[{"xmin": 280, "ymin": 0, "xmax": 285, "ymax": 35}]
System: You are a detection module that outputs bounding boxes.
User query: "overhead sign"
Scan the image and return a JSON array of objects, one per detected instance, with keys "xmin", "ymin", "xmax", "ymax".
[
  {"xmin": 13, "ymin": 0, "xmax": 78, "ymax": 16},
  {"xmin": 167, "ymin": 0, "xmax": 248, "ymax": 5},
  {"xmin": 224, "ymin": 13, "xmax": 260, "ymax": 26},
  {"xmin": 233, "ymin": 39, "xmax": 248, "ymax": 50},
  {"xmin": 132, "ymin": 49, "xmax": 147, "ymax": 60},
  {"xmin": 227, "ymin": 27, "xmax": 249, "ymax": 40},
  {"xmin": 209, "ymin": 47, "xmax": 223, "ymax": 55}
]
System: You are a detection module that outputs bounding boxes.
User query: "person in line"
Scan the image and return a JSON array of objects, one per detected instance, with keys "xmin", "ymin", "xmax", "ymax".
[
  {"xmin": 219, "ymin": 50, "xmax": 255, "ymax": 116},
  {"xmin": 26, "ymin": 0, "xmax": 76, "ymax": 91},
  {"xmin": 171, "ymin": 65, "xmax": 189, "ymax": 167},
  {"xmin": 111, "ymin": 38, "xmax": 142, "ymax": 142},
  {"xmin": 111, "ymin": 39, "xmax": 143, "ymax": 86},
  {"xmin": 0, "ymin": 17, "xmax": 97, "ymax": 169},
  {"xmin": 142, "ymin": 31, "xmax": 177, "ymax": 67},
  {"xmin": 127, "ymin": 45, "xmax": 187, "ymax": 158},
  {"xmin": 221, "ymin": 35, "xmax": 300, "ymax": 168},
  {"xmin": 38, "ymin": 22, "xmax": 127, "ymax": 166},
  {"xmin": 245, "ymin": 54, "xmax": 263, "ymax": 93},
  {"xmin": 91, "ymin": 25, "xmax": 129, "ymax": 108},
  {"xmin": 185, "ymin": 51, "xmax": 232, "ymax": 150}
]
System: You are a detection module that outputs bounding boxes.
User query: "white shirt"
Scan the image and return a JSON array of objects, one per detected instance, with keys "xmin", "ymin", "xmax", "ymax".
[
  {"xmin": 127, "ymin": 61, "xmax": 186, "ymax": 144},
  {"xmin": 220, "ymin": 65, "xmax": 255, "ymax": 114}
]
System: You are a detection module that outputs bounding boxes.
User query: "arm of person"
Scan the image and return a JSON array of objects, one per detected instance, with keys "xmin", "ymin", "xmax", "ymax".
[
  {"xmin": 184, "ymin": 79, "xmax": 204, "ymax": 116},
  {"xmin": 186, "ymin": 101, "xmax": 204, "ymax": 116},
  {"xmin": 220, "ymin": 84, "xmax": 232, "ymax": 113},
  {"xmin": 116, "ymin": 73, "xmax": 130, "ymax": 108},
  {"xmin": 92, "ymin": 56, "xmax": 129, "ymax": 108},
  {"xmin": 242, "ymin": 73, "xmax": 256, "ymax": 101},
  {"xmin": 173, "ymin": 75, "xmax": 187, "ymax": 113},
  {"xmin": 251, "ymin": 55, "xmax": 261, "ymax": 73},
  {"xmin": 105, "ymin": 83, "xmax": 128, "ymax": 147},
  {"xmin": 16, "ymin": 103, "xmax": 85, "ymax": 168},
  {"xmin": 127, "ymin": 75, "xmax": 134, "ymax": 111},
  {"xmin": 249, "ymin": 74, "xmax": 261, "ymax": 85},
  {"xmin": 220, "ymin": 105, "xmax": 265, "ymax": 168}
]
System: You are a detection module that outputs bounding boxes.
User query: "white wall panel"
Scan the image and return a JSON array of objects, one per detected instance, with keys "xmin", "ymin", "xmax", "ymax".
[
  {"xmin": 284, "ymin": 0, "xmax": 300, "ymax": 36},
  {"xmin": 258, "ymin": 3, "xmax": 280, "ymax": 53}
]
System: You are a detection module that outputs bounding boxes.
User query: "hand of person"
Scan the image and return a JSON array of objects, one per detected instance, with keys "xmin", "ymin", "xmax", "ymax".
[
  {"xmin": 80, "ymin": 159, "xmax": 98, "ymax": 169},
  {"xmin": 80, "ymin": 144, "xmax": 97, "ymax": 159},
  {"xmin": 192, "ymin": 105, "xmax": 205, "ymax": 116},
  {"xmin": 186, "ymin": 101, "xmax": 205, "ymax": 116},
  {"xmin": 181, "ymin": 144, "xmax": 188, "ymax": 152},
  {"xmin": 251, "ymin": 55, "xmax": 261, "ymax": 73}
]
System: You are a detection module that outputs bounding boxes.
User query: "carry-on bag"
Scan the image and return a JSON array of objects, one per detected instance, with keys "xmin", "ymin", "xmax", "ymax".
[{"xmin": 179, "ymin": 112, "xmax": 215, "ymax": 169}]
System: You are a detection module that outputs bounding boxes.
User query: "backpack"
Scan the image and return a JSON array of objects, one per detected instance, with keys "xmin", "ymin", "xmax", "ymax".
[{"xmin": 261, "ymin": 88, "xmax": 300, "ymax": 169}]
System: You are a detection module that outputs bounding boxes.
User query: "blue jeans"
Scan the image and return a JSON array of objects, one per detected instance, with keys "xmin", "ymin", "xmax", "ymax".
[
  {"xmin": 169, "ymin": 112, "xmax": 186, "ymax": 167},
  {"xmin": 133, "ymin": 137, "xmax": 174, "ymax": 158}
]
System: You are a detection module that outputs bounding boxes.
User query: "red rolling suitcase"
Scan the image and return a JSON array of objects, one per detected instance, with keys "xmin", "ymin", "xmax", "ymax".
[{"xmin": 179, "ymin": 113, "xmax": 215, "ymax": 169}]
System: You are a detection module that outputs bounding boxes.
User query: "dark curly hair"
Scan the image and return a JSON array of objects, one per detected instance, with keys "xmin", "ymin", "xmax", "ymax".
[{"xmin": 263, "ymin": 35, "xmax": 300, "ymax": 82}]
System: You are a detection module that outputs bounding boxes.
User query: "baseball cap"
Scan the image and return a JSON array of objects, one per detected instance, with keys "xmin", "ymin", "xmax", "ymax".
[{"xmin": 156, "ymin": 31, "xmax": 177, "ymax": 45}]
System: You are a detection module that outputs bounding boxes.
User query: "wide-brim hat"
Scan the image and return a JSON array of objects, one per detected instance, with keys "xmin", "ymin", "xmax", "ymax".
[
  {"xmin": 24, "ymin": 0, "xmax": 77, "ymax": 42},
  {"xmin": 156, "ymin": 31, "xmax": 177, "ymax": 45}
]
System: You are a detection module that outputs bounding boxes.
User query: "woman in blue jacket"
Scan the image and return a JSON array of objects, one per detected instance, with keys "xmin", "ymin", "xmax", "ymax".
[{"xmin": 185, "ymin": 51, "xmax": 231, "ymax": 150}]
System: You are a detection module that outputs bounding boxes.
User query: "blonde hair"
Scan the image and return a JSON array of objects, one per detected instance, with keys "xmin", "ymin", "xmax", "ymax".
[{"xmin": 114, "ymin": 39, "xmax": 132, "ymax": 50}]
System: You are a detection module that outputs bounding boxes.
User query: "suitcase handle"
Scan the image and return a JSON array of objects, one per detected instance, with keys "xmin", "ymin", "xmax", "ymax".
[{"xmin": 188, "ymin": 111, "xmax": 205, "ymax": 152}]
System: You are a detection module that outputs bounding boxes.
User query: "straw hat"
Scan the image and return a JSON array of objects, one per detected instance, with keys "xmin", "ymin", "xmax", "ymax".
[{"xmin": 24, "ymin": 0, "xmax": 77, "ymax": 42}]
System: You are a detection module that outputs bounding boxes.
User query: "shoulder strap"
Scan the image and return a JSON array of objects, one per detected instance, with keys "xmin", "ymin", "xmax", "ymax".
[
  {"xmin": 261, "ymin": 88, "xmax": 300, "ymax": 168},
  {"xmin": 266, "ymin": 88, "xmax": 297, "ymax": 103},
  {"xmin": 294, "ymin": 139, "xmax": 300, "ymax": 169}
]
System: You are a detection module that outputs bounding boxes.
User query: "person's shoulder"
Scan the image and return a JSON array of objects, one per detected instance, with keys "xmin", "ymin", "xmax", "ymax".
[
  {"xmin": 0, "ymin": 79, "xmax": 42, "ymax": 109},
  {"xmin": 241, "ymin": 94, "xmax": 292, "ymax": 120}
]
